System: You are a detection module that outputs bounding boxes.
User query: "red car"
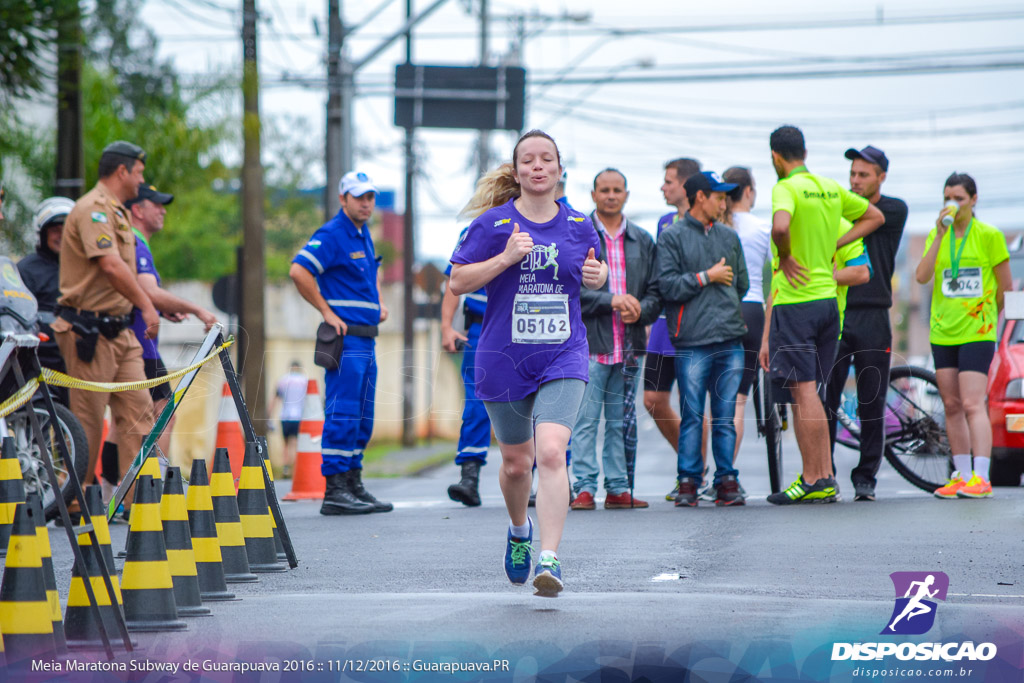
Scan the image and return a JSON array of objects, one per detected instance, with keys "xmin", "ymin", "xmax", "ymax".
[{"xmin": 986, "ymin": 247, "xmax": 1024, "ymax": 486}]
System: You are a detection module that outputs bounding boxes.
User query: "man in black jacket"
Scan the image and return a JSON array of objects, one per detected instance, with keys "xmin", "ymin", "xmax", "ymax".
[
  {"xmin": 572, "ymin": 169, "xmax": 661, "ymax": 510},
  {"xmin": 18, "ymin": 197, "xmax": 75, "ymax": 404},
  {"xmin": 824, "ymin": 145, "xmax": 908, "ymax": 501},
  {"xmin": 658, "ymin": 172, "xmax": 749, "ymax": 507}
]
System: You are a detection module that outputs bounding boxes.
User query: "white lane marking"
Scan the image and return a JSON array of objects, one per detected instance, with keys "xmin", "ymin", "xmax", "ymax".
[
  {"xmin": 948, "ymin": 593, "xmax": 1024, "ymax": 598},
  {"xmin": 651, "ymin": 573, "xmax": 681, "ymax": 582}
]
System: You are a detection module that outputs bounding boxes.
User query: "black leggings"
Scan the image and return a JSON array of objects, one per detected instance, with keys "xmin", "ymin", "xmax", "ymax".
[{"xmin": 737, "ymin": 302, "xmax": 765, "ymax": 396}]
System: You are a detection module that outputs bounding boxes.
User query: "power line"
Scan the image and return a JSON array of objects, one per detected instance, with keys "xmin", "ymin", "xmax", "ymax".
[{"xmin": 525, "ymin": 58, "xmax": 1024, "ymax": 86}]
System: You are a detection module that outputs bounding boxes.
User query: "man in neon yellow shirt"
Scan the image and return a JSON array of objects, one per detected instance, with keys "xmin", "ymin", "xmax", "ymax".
[{"xmin": 763, "ymin": 126, "xmax": 883, "ymax": 505}]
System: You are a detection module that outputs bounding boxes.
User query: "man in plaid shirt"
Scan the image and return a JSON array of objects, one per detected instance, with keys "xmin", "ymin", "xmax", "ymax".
[{"xmin": 572, "ymin": 169, "xmax": 662, "ymax": 510}]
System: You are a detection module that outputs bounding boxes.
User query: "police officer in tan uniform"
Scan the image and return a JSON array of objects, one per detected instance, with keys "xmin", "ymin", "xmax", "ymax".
[{"xmin": 52, "ymin": 141, "xmax": 160, "ymax": 499}]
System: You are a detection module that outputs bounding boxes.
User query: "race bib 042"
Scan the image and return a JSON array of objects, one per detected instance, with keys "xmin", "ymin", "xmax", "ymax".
[
  {"xmin": 512, "ymin": 293, "xmax": 570, "ymax": 344},
  {"xmin": 941, "ymin": 267, "xmax": 982, "ymax": 299}
]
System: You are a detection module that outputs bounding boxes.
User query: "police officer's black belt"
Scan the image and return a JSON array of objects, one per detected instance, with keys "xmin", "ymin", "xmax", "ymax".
[
  {"xmin": 57, "ymin": 306, "xmax": 134, "ymax": 330},
  {"xmin": 56, "ymin": 306, "xmax": 135, "ymax": 362},
  {"xmin": 346, "ymin": 324, "xmax": 378, "ymax": 337},
  {"xmin": 465, "ymin": 313, "xmax": 484, "ymax": 327}
]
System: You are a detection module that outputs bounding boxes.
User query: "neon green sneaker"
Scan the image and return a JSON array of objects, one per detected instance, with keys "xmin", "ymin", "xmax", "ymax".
[{"xmin": 767, "ymin": 476, "xmax": 838, "ymax": 505}]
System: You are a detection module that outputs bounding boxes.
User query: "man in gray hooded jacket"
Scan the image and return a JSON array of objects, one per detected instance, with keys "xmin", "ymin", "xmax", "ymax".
[{"xmin": 658, "ymin": 171, "xmax": 749, "ymax": 507}]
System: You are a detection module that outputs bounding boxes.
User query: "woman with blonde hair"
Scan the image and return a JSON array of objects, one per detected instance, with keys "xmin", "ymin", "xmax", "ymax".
[{"xmin": 450, "ymin": 130, "xmax": 606, "ymax": 597}]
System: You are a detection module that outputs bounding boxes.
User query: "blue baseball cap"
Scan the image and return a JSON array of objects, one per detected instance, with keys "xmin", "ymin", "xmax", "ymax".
[{"xmin": 684, "ymin": 171, "xmax": 738, "ymax": 197}]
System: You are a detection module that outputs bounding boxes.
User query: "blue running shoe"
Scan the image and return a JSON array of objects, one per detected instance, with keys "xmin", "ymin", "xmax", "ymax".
[
  {"xmin": 533, "ymin": 555, "xmax": 563, "ymax": 597},
  {"xmin": 504, "ymin": 518, "xmax": 534, "ymax": 585}
]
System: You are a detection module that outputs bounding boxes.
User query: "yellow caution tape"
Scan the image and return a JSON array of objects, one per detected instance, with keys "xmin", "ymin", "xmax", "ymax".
[
  {"xmin": 0, "ymin": 378, "xmax": 41, "ymax": 419},
  {"xmin": 40, "ymin": 339, "xmax": 234, "ymax": 393}
]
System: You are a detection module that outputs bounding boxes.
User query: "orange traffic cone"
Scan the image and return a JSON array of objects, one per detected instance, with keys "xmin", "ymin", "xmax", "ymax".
[
  {"xmin": 186, "ymin": 459, "xmax": 237, "ymax": 601},
  {"xmin": 210, "ymin": 449, "xmax": 257, "ymax": 583},
  {"xmin": 0, "ymin": 502, "xmax": 56, "ymax": 663},
  {"xmin": 0, "ymin": 436, "xmax": 26, "ymax": 559},
  {"xmin": 214, "ymin": 382, "xmax": 245, "ymax": 481},
  {"xmin": 26, "ymin": 494, "xmax": 65, "ymax": 653},
  {"xmin": 237, "ymin": 443, "xmax": 286, "ymax": 573},
  {"xmin": 283, "ymin": 379, "xmax": 326, "ymax": 501},
  {"xmin": 120, "ymin": 475, "xmax": 187, "ymax": 632},
  {"xmin": 93, "ymin": 417, "xmax": 109, "ymax": 483}
]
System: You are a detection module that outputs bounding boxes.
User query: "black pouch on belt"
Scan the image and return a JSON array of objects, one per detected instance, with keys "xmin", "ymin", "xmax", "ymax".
[
  {"xmin": 71, "ymin": 320, "xmax": 101, "ymax": 363},
  {"xmin": 314, "ymin": 322, "xmax": 344, "ymax": 370}
]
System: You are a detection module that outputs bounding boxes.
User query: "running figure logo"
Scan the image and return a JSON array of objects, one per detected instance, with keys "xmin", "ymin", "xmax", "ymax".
[
  {"xmin": 882, "ymin": 571, "xmax": 949, "ymax": 635},
  {"xmin": 521, "ymin": 243, "xmax": 560, "ymax": 280}
]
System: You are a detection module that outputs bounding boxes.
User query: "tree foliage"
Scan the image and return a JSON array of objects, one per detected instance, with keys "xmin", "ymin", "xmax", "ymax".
[
  {"xmin": 1, "ymin": 0, "xmax": 324, "ymax": 282},
  {"xmin": 0, "ymin": 0, "xmax": 60, "ymax": 103}
]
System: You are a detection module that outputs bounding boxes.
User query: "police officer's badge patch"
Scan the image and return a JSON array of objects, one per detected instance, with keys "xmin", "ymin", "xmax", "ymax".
[
  {"xmin": 96, "ymin": 233, "xmax": 113, "ymax": 249},
  {"xmin": 91, "ymin": 211, "xmax": 108, "ymax": 223}
]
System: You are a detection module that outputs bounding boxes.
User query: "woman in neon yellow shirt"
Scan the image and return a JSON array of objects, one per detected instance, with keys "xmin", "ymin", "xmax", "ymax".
[{"xmin": 915, "ymin": 173, "xmax": 1011, "ymax": 499}]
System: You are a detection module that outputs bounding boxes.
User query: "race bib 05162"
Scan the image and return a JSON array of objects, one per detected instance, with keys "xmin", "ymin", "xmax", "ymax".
[{"xmin": 512, "ymin": 293, "xmax": 570, "ymax": 344}]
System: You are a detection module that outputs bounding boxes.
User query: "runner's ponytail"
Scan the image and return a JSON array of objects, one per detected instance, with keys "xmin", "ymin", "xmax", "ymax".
[{"xmin": 459, "ymin": 163, "xmax": 520, "ymax": 219}]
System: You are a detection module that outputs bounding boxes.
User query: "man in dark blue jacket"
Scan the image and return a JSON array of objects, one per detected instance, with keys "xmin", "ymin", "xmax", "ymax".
[{"xmin": 658, "ymin": 172, "xmax": 749, "ymax": 507}]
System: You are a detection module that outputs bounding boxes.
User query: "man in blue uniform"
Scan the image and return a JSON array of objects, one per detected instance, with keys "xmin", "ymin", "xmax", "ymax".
[
  {"xmin": 441, "ymin": 230, "xmax": 490, "ymax": 506},
  {"xmin": 290, "ymin": 171, "xmax": 392, "ymax": 515}
]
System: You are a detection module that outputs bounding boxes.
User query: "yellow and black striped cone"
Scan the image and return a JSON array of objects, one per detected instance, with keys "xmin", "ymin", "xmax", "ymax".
[
  {"xmin": 63, "ymin": 495, "xmax": 132, "ymax": 651},
  {"xmin": 0, "ymin": 502, "xmax": 56, "ymax": 663},
  {"xmin": 0, "ymin": 436, "xmax": 27, "ymax": 559},
  {"xmin": 26, "ymin": 493, "xmax": 65, "ymax": 653},
  {"xmin": 117, "ymin": 455, "xmax": 163, "ymax": 560},
  {"xmin": 258, "ymin": 437, "xmax": 287, "ymax": 563},
  {"xmin": 120, "ymin": 475, "xmax": 186, "ymax": 632},
  {"xmin": 83, "ymin": 485, "xmax": 116, "ymax": 577},
  {"xmin": 210, "ymin": 448, "xmax": 257, "ymax": 583},
  {"xmin": 238, "ymin": 442, "xmax": 286, "ymax": 573},
  {"xmin": 185, "ymin": 459, "xmax": 237, "ymax": 601},
  {"xmin": 160, "ymin": 467, "xmax": 211, "ymax": 617}
]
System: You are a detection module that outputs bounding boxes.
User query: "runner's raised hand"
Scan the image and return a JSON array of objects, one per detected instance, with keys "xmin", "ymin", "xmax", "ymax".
[
  {"xmin": 582, "ymin": 247, "xmax": 605, "ymax": 289},
  {"xmin": 502, "ymin": 222, "xmax": 534, "ymax": 266}
]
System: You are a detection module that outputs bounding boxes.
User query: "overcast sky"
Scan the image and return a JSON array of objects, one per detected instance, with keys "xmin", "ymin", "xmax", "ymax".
[{"xmin": 140, "ymin": 0, "xmax": 1024, "ymax": 260}]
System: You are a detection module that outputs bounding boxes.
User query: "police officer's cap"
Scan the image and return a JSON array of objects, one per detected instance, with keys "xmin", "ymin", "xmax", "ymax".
[
  {"xmin": 125, "ymin": 183, "xmax": 174, "ymax": 210},
  {"xmin": 101, "ymin": 140, "xmax": 147, "ymax": 164}
]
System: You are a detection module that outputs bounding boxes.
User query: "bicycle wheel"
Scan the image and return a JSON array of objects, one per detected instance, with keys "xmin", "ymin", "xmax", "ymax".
[
  {"xmin": 759, "ymin": 371, "xmax": 785, "ymax": 494},
  {"xmin": 882, "ymin": 365, "xmax": 952, "ymax": 492}
]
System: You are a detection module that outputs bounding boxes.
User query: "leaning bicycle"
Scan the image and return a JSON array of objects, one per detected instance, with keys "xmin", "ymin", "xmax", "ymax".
[{"xmin": 755, "ymin": 365, "xmax": 951, "ymax": 494}]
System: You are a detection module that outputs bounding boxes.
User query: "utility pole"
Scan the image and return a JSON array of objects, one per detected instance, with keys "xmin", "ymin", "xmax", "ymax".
[
  {"xmin": 240, "ymin": 0, "xmax": 267, "ymax": 434},
  {"xmin": 475, "ymin": 0, "xmax": 489, "ymax": 179},
  {"xmin": 55, "ymin": 0, "xmax": 83, "ymax": 200},
  {"xmin": 400, "ymin": 0, "xmax": 416, "ymax": 447},
  {"xmin": 325, "ymin": 0, "xmax": 343, "ymax": 219}
]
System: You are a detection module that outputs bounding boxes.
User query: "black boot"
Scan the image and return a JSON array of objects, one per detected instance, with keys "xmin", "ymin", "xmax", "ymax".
[
  {"xmin": 447, "ymin": 460, "xmax": 482, "ymax": 507},
  {"xmin": 349, "ymin": 469, "xmax": 393, "ymax": 513},
  {"xmin": 320, "ymin": 473, "xmax": 374, "ymax": 515}
]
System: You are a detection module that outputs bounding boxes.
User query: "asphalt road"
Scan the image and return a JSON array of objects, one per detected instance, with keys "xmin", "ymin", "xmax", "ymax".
[{"xmin": 31, "ymin": 404, "xmax": 1024, "ymax": 680}]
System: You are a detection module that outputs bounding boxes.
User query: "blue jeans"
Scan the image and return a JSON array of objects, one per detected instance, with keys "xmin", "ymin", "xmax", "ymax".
[
  {"xmin": 674, "ymin": 340, "xmax": 743, "ymax": 486},
  {"xmin": 571, "ymin": 360, "xmax": 628, "ymax": 495}
]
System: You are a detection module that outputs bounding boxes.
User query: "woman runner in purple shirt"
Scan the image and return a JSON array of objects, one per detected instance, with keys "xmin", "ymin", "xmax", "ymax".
[{"xmin": 450, "ymin": 130, "xmax": 606, "ymax": 597}]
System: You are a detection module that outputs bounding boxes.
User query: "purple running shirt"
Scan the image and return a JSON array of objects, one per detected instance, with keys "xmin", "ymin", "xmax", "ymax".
[
  {"xmin": 647, "ymin": 211, "xmax": 680, "ymax": 357},
  {"xmin": 450, "ymin": 199, "xmax": 600, "ymax": 402}
]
